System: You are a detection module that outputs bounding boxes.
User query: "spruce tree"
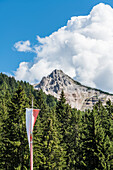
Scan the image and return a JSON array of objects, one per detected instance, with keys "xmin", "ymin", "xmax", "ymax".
[
  {"xmin": 67, "ymin": 109, "xmax": 84, "ymax": 170},
  {"xmin": 81, "ymin": 107, "xmax": 113, "ymax": 170},
  {"xmin": 56, "ymin": 90, "xmax": 75, "ymax": 169},
  {"xmin": 33, "ymin": 90, "xmax": 65, "ymax": 169},
  {"xmin": 0, "ymin": 90, "xmax": 11, "ymax": 169},
  {"xmin": 1, "ymin": 85, "xmax": 29, "ymax": 169}
]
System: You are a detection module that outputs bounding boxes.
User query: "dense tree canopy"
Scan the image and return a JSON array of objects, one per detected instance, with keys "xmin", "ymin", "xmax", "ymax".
[{"xmin": 0, "ymin": 73, "xmax": 113, "ymax": 169}]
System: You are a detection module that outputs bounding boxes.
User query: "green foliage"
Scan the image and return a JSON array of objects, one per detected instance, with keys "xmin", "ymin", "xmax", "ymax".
[
  {"xmin": 0, "ymin": 73, "xmax": 113, "ymax": 169},
  {"xmin": 80, "ymin": 103, "xmax": 113, "ymax": 170},
  {"xmin": 0, "ymin": 85, "xmax": 30, "ymax": 169}
]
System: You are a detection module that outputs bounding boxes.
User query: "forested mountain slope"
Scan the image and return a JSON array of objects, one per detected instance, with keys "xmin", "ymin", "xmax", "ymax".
[{"xmin": 0, "ymin": 73, "xmax": 113, "ymax": 169}]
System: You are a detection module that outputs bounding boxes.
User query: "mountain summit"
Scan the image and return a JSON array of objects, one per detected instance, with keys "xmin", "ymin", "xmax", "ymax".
[{"xmin": 34, "ymin": 69, "xmax": 113, "ymax": 110}]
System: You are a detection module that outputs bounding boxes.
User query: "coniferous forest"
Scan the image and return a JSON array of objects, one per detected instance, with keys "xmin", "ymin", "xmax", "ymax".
[{"xmin": 0, "ymin": 73, "xmax": 113, "ymax": 170}]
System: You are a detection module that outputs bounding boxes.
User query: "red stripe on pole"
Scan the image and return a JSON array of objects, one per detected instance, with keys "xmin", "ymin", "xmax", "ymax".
[{"xmin": 30, "ymin": 134, "xmax": 33, "ymax": 170}]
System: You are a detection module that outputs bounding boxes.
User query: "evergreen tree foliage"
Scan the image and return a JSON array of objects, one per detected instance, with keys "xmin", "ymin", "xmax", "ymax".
[
  {"xmin": 81, "ymin": 107, "xmax": 113, "ymax": 170},
  {"xmin": 56, "ymin": 90, "xmax": 75, "ymax": 169},
  {"xmin": 34, "ymin": 90, "xmax": 65, "ymax": 169},
  {"xmin": 0, "ymin": 73, "xmax": 113, "ymax": 169},
  {"xmin": 1, "ymin": 85, "xmax": 29, "ymax": 169},
  {"xmin": 68, "ymin": 109, "xmax": 83, "ymax": 170},
  {"xmin": 0, "ymin": 90, "xmax": 11, "ymax": 169}
]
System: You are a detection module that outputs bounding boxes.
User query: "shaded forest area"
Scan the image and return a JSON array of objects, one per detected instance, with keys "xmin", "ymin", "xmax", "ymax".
[{"xmin": 0, "ymin": 73, "xmax": 113, "ymax": 170}]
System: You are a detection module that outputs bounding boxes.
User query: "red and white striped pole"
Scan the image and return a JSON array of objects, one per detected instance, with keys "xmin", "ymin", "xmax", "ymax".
[
  {"xmin": 30, "ymin": 133, "xmax": 33, "ymax": 170},
  {"xmin": 30, "ymin": 98, "xmax": 33, "ymax": 170},
  {"xmin": 26, "ymin": 99, "xmax": 40, "ymax": 170},
  {"xmin": 30, "ymin": 103, "xmax": 33, "ymax": 170}
]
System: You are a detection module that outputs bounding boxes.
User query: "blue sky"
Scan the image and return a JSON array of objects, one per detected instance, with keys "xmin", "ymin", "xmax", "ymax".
[
  {"xmin": 0, "ymin": 0, "xmax": 112, "ymax": 74},
  {"xmin": 1, "ymin": 0, "xmax": 113, "ymax": 92}
]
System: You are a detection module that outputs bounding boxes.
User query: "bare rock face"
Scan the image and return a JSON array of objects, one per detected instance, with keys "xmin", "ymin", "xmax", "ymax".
[{"xmin": 33, "ymin": 69, "xmax": 113, "ymax": 110}]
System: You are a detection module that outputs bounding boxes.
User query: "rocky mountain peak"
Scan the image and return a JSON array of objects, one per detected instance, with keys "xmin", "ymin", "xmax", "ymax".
[
  {"xmin": 34, "ymin": 70, "xmax": 113, "ymax": 110},
  {"xmin": 49, "ymin": 69, "xmax": 63, "ymax": 78}
]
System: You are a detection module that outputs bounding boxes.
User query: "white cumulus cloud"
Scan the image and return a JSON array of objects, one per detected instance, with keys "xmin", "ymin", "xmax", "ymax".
[
  {"xmin": 14, "ymin": 3, "xmax": 113, "ymax": 93},
  {"xmin": 14, "ymin": 40, "xmax": 32, "ymax": 52}
]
